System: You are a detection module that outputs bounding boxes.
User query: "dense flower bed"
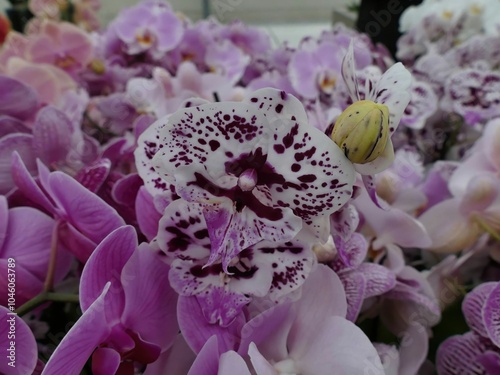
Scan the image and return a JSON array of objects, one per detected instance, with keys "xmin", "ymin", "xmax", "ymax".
[{"xmin": 0, "ymin": 0, "xmax": 500, "ymax": 374}]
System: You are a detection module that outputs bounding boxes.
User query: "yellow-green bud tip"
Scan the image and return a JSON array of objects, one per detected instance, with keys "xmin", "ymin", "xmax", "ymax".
[{"xmin": 330, "ymin": 100, "xmax": 390, "ymax": 164}]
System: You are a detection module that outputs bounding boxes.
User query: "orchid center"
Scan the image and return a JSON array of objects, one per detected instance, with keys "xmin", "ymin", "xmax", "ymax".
[
  {"xmin": 317, "ymin": 70, "xmax": 337, "ymax": 94},
  {"xmin": 136, "ymin": 29, "xmax": 155, "ymax": 47},
  {"xmin": 55, "ymin": 53, "xmax": 77, "ymax": 69},
  {"xmin": 237, "ymin": 168, "xmax": 258, "ymax": 191}
]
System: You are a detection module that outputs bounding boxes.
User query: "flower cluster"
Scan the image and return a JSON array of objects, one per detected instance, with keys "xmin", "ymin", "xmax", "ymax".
[{"xmin": 0, "ymin": 0, "xmax": 499, "ymax": 374}]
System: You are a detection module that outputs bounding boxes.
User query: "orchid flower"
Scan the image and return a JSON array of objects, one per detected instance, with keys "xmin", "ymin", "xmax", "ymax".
[
  {"xmin": 419, "ymin": 118, "xmax": 500, "ymax": 253},
  {"xmin": 175, "ymin": 265, "xmax": 384, "ymax": 375},
  {"xmin": 110, "ymin": 0, "xmax": 184, "ymax": 58},
  {"xmin": 143, "ymin": 88, "xmax": 355, "ymax": 270},
  {"xmin": 437, "ymin": 281, "xmax": 500, "ymax": 374},
  {"xmin": 12, "ymin": 153, "xmax": 125, "ymax": 262},
  {"xmin": 41, "ymin": 226, "xmax": 178, "ymax": 375}
]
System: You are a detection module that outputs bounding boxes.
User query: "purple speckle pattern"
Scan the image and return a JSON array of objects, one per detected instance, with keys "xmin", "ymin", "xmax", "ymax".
[
  {"xmin": 151, "ymin": 88, "xmax": 355, "ymax": 268},
  {"xmin": 160, "ymin": 198, "xmax": 315, "ymax": 322}
]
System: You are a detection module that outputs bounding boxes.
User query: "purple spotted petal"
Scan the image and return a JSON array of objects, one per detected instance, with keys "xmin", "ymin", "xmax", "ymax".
[
  {"xmin": 169, "ymin": 247, "xmax": 273, "ymax": 299},
  {"xmin": 169, "ymin": 258, "xmax": 222, "ymax": 296},
  {"xmin": 196, "ymin": 286, "xmax": 251, "ymax": 327},
  {"xmin": 134, "ymin": 115, "xmax": 178, "ymax": 196},
  {"xmin": 436, "ymin": 332, "xmax": 492, "ymax": 375},
  {"xmin": 368, "ymin": 62, "xmax": 412, "ymax": 135},
  {"xmin": 249, "ymin": 89, "xmax": 356, "ymax": 221},
  {"xmin": 463, "ymin": 282, "xmax": 497, "ymax": 338},
  {"xmin": 357, "ymin": 263, "xmax": 396, "ymax": 298},
  {"xmin": 445, "ymin": 69, "xmax": 500, "ymax": 121},
  {"xmin": 169, "ymin": 226, "xmax": 312, "ymax": 304},
  {"xmin": 255, "ymin": 236, "xmax": 315, "ymax": 302},
  {"xmin": 157, "ymin": 200, "xmax": 211, "ymax": 260},
  {"xmin": 483, "ymin": 282, "xmax": 500, "ymax": 347},
  {"xmin": 203, "ymin": 202, "xmax": 265, "ymax": 271},
  {"xmin": 401, "ymin": 80, "xmax": 438, "ymax": 130}
]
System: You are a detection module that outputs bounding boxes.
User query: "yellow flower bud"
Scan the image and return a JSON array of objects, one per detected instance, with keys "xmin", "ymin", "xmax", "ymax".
[{"xmin": 331, "ymin": 100, "xmax": 390, "ymax": 164}]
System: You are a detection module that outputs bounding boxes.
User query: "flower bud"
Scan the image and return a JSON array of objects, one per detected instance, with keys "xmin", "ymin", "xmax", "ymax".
[{"xmin": 331, "ymin": 100, "xmax": 390, "ymax": 164}]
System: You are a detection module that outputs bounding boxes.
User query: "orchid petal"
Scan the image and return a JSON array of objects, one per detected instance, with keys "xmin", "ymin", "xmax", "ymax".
[
  {"xmin": 121, "ymin": 243, "xmax": 178, "ymax": 351},
  {"xmin": 0, "ymin": 306, "xmax": 38, "ymax": 375},
  {"xmin": 91, "ymin": 348, "xmax": 121, "ymax": 375},
  {"xmin": 46, "ymin": 171, "xmax": 126, "ymax": 244},
  {"xmin": 186, "ymin": 336, "xmax": 219, "ymax": 375},
  {"xmin": 463, "ymin": 282, "xmax": 496, "ymax": 338},
  {"xmin": 32, "ymin": 106, "xmax": 73, "ymax": 166},
  {"xmin": 41, "ymin": 284, "xmax": 112, "ymax": 375},
  {"xmin": 293, "ymin": 316, "xmax": 384, "ymax": 375},
  {"xmin": 218, "ymin": 351, "xmax": 252, "ymax": 375},
  {"xmin": 4, "ymin": 139, "xmax": 37, "ymax": 196},
  {"xmin": 80, "ymin": 226, "xmax": 136, "ymax": 316},
  {"xmin": 177, "ymin": 296, "xmax": 245, "ymax": 354}
]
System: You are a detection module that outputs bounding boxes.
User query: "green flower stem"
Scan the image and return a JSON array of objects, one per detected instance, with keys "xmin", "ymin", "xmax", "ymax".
[
  {"xmin": 44, "ymin": 220, "xmax": 61, "ymax": 292},
  {"xmin": 15, "ymin": 292, "xmax": 80, "ymax": 316}
]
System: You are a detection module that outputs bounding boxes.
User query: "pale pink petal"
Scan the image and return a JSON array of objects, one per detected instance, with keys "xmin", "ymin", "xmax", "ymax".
[
  {"xmin": 293, "ymin": 316, "xmax": 383, "ymax": 375},
  {"xmin": 247, "ymin": 343, "xmax": 276, "ymax": 375},
  {"xmin": 418, "ymin": 199, "xmax": 482, "ymax": 253},
  {"xmin": 218, "ymin": 351, "xmax": 252, "ymax": 375},
  {"xmin": 398, "ymin": 323, "xmax": 429, "ymax": 375}
]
